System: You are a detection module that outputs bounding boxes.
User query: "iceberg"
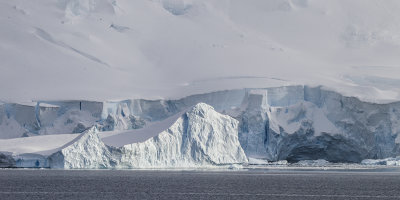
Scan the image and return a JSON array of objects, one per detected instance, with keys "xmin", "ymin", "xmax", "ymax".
[{"xmin": 48, "ymin": 103, "xmax": 247, "ymax": 169}]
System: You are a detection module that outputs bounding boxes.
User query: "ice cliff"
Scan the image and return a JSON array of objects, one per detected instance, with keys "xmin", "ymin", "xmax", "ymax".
[
  {"xmin": 236, "ymin": 86, "xmax": 400, "ymax": 163},
  {"xmin": 1, "ymin": 86, "xmax": 400, "ymax": 164},
  {"xmin": 48, "ymin": 103, "xmax": 247, "ymax": 169}
]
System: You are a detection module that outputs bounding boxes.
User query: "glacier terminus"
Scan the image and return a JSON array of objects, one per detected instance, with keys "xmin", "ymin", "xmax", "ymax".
[{"xmin": 1, "ymin": 86, "xmax": 400, "ymax": 168}]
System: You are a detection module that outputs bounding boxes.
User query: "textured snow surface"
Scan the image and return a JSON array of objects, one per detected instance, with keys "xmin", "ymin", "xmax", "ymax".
[
  {"xmin": 1, "ymin": 0, "xmax": 400, "ymax": 102},
  {"xmin": 48, "ymin": 103, "xmax": 247, "ymax": 169}
]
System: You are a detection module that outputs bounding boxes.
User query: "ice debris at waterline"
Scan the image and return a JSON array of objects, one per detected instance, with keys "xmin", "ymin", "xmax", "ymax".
[
  {"xmin": 17, "ymin": 103, "xmax": 247, "ymax": 169},
  {"xmin": 361, "ymin": 157, "xmax": 400, "ymax": 166}
]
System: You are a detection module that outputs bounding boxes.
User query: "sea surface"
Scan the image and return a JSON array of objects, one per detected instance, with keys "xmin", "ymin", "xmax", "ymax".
[{"xmin": 1, "ymin": 168, "xmax": 400, "ymax": 199}]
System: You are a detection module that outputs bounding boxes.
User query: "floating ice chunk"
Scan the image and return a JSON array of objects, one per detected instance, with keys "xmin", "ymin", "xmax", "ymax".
[
  {"xmin": 361, "ymin": 157, "xmax": 400, "ymax": 166},
  {"xmin": 228, "ymin": 164, "xmax": 243, "ymax": 170},
  {"xmin": 270, "ymin": 160, "xmax": 288, "ymax": 165},
  {"xmin": 248, "ymin": 157, "xmax": 268, "ymax": 165},
  {"xmin": 295, "ymin": 159, "xmax": 330, "ymax": 167}
]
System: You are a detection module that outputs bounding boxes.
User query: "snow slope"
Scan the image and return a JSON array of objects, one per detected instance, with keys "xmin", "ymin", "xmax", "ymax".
[
  {"xmin": 1, "ymin": 0, "xmax": 400, "ymax": 102},
  {"xmin": 0, "ymin": 133, "xmax": 79, "ymax": 155},
  {"xmin": 100, "ymin": 109, "xmax": 187, "ymax": 147}
]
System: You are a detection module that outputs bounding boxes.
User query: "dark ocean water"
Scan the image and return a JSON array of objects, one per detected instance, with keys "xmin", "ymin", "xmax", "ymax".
[{"xmin": 1, "ymin": 169, "xmax": 400, "ymax": 200}]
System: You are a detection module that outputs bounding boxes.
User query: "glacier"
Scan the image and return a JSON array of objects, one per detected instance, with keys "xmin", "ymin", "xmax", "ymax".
[
  {"xmin": 2, "ymin": 0, "xmax": 400, "ymax": 169},
  {"xmin": 1, "ymin": 86, "xmax": 400, "ymax": 168}
]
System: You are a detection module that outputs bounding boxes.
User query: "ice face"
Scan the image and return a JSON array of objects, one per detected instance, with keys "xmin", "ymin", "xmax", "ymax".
[
  {"xmin": 49, "ymin": 127, "xmax": 117, "ymax": 169},
  {"xmin": 58, "ymin": 0, "xmax": 116, "ymax": 20},
  {"xmin": 239, "ymin": 86, "xmax": 400, "ymax": 162},
  {"xmin": 15, "ymin": 154, "xmax": 49, "ymax": 168},
  {"xmin": 236, "ymin": 92, "xmax": 269, "ymax": 158}
]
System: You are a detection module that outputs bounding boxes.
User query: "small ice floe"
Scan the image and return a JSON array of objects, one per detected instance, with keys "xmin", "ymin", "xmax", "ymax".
[
  {"xmin": 228, "ymin": 164, "xmax": 243, "ymax": 170},
  {"xmin": 361, "ymin": 157, "xmax": 400, "ymax": 166},
  {"xmin": 248, "ymin": 157, "xmax": 268, "ymax": 165},
  {"xmin": 269, "ymin": 160, "xmax": 288, "ymax": 165},
  {"xmin": 294, "ymin": 159, "xmax": 330, "ymax": 167}
]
